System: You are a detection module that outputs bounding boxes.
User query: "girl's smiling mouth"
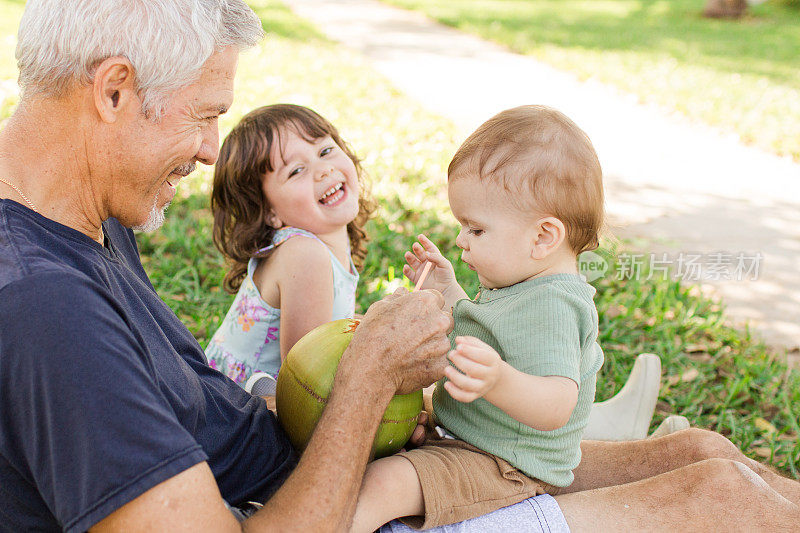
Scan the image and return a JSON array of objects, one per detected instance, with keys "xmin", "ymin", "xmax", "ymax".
[{"xmin": 319, "ymin": 182, "xmax": 345, "ymax": 206}]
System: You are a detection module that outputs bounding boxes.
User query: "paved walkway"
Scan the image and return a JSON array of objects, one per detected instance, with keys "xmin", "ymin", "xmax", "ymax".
[{"xmin": 288, "ymin": 0, "xmax": 800, "ymax": 360}]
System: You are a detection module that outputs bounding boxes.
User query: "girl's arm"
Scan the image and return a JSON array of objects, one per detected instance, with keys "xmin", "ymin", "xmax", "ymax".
[
  {"xmin": 404, "ymin": 234, "xmax": 468, "ymax": 311},
  {"xmin": 261, "ymin": 236, "xmax": 336, "ymax": 360},
  {"xmin": 444, "ymin": 336, "xmax": 579, "ymax": 431}
]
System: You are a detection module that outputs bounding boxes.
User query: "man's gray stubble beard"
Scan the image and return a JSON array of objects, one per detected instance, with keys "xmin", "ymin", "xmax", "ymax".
[{"xmin": 131, "ymin": 191, "xmax": 170, "ymax": 232}]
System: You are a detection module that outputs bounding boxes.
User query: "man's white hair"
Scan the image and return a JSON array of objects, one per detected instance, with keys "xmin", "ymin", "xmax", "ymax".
[{"xmin": 16, "ymin": 0, "xmax": 263, "ymax": 119}]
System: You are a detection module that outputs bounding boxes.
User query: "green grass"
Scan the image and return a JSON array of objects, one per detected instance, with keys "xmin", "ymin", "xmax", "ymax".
[
  {"xmin": 381, "ymin": 0, "xmax": 800, "ymax": 161},
  {"xmin": 593, "ymin": 246, "xmax": 800, "ymax": 477},
  {"xmin": 0, "ymin": 0, "xmax": 797, "ymax": 477}
]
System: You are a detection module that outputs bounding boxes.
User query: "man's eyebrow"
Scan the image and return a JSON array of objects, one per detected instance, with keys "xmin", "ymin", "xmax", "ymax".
[{"xmin": 204, "ymin": 104, "xmax": 229, "ymax": 115}]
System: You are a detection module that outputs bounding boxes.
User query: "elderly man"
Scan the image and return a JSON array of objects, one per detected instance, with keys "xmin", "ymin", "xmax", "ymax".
[{"xmin": 0, "ymin": 1, "xmax": 798, "ymax": 532}]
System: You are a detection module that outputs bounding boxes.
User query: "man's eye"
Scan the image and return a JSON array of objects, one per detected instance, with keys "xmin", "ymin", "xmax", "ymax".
[
  {"xmin": 320, "ymin": 146, "xmax": 334, "ymax": 157},
  {"xmin": 469, "ymin": 228, "xmax": 484, "ymax": 236}
]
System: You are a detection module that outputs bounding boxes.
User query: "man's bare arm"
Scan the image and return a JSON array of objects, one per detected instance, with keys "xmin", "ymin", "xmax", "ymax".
[
  {"xmin": 94, "ymin": 381, "xmax": 392, "ymax": 533},
  {"xmin": 248, "ymin": 359, "xmax": 397, "ymax": 530},
  {"xmin": 91, "ymin": 462, "xmax": 240, "ymax": 532},
  {"xmin": 92, "ymin": 289, "xmax": 452, "ymax": 532}
]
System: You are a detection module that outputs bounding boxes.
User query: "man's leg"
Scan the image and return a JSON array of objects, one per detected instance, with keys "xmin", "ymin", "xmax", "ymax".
[
  {"xmin": 379, "ymin": 459, "xmax": 798, "ymax": 532},
  {"xmin": 555, "ymin": 458, "xmax": 800, "ymax": 531},
  {"xmin": 568, "ymin": 428, "xmax": 800, "ymax": 505}
]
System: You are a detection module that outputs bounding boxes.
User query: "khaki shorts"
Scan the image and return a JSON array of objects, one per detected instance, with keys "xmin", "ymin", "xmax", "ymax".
[{"xmin": 396, "ymin": 436, "xmax": 563, "ymax": 529}]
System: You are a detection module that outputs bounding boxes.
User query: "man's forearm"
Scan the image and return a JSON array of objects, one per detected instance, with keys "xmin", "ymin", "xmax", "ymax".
[
  {"xmin": 246, "ymin": 358, "xmax": 395, "ymax": 531},
  {"xmin": 245, "ymin": 289, "xmax": 451, "ymax": 531}
]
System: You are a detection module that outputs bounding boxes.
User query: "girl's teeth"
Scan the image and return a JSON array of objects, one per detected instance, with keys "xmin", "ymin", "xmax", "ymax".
[
  {"xmin": 321, "ymin": 188, "xmax": 344, "ymax": 205},
  {"xmin": 320, "ymin": 183, "xmax": 344, "ymax": 202}
]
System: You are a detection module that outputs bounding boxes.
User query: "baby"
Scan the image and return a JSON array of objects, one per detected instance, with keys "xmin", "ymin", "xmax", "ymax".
[{"xmin": 352, "ymin": 105, "xmax": 605, "ymax": 531}]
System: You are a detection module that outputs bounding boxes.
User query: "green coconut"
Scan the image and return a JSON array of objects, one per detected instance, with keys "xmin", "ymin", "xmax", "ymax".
[{"xmin": 276, "ymin": 318, "xmax": 423, "ymax": 459}]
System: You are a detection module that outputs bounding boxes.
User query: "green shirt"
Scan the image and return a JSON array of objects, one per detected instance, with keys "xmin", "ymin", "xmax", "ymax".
[{"xmin": 433, "ymin": 274, "xmax": 604, "ymax": 487}]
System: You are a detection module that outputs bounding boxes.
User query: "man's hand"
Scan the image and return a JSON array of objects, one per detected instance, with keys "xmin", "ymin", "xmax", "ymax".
[
  {"xmin": 443, "ymin": 336, "xmax": 503, "ymax": 402},
  {"xmin": 252, "ymin": 289, "xmax": 451, "ymax": 531},
  {"xmin": 405, "ymin": 410, "xmax": 429, "ymax": 449},
  {"xmin": 342, "ymin": 288, "xmax": 453, "ymax": 395},
  {"xmin": 404, "ymin": 387, "xmax": 437, "ymax": 449}
]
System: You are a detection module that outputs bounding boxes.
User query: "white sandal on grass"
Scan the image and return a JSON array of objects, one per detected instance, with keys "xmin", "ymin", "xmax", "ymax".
[
  {"xmin": 583, "ymin": 353, "xmax": 662, "ymax": 441},
  {"xmin": 649, "ymin": 415, "xmax": 691, "ymax": 439}
]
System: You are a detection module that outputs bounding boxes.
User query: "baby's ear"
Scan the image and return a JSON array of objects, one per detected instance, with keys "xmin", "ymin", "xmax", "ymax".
[{"xmin": 531, "ymin": 217, "xmax": 566, "ymax": 260}]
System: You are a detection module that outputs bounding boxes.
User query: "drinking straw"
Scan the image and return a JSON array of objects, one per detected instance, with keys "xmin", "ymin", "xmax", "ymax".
[{"xmin": 413, "ymin": 261, "xmax": 433, "ymax": 292}]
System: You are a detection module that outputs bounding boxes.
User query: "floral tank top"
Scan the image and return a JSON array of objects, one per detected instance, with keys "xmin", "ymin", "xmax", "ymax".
[{"xmin": 205, "ymin": 227, "xmax": 358, "ymax": 386}]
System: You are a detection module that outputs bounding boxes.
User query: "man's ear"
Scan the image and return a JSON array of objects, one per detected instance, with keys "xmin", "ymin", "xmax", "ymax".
[
  {"xmin": 531, "ymin": 217, "xmax": 566, "ymax": 260},
  {"xmin": 92, "ymin": 56, "xmax": 139, "ymax": 124}
]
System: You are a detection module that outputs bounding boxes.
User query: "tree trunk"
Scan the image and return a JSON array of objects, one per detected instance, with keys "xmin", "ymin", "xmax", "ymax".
[{"xmin": 703, "ymin": 0, "xmax": 748, "ymax": 18}]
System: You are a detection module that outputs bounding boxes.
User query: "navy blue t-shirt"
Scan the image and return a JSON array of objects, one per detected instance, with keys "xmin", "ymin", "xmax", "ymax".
[{"xmin": 0, "ymin": 200, "xmax": 296, "ymax": 532}]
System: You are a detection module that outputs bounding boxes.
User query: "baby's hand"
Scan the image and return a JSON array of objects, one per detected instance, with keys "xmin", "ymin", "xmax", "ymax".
[
  {"xmin": 403, "ymin": 234, "xmax": 457, "ymax": 294},
  {"xmin": 443, "ymin": 336, "xmax": 504, "ymax": 403}
]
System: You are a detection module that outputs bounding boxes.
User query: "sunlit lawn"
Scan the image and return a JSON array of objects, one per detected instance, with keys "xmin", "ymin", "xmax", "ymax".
[
  {"xmin": 382, "ymin": 0, "xmax": 800, "ymax": 162},
  {"xmin": 0, "ymin": 0, "xmax": 797, "ymax": 477}
]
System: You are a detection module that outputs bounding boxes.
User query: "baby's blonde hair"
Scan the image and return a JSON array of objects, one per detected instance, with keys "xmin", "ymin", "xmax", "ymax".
[{"xmin": 448, "ymin": 105, "xmax": 604, "ymax": 254}]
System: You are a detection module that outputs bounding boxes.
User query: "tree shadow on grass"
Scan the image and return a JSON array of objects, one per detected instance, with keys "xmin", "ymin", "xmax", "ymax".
[{"xmin": 424, "ymin": 0, "xmax": 799, "ymax": 87}]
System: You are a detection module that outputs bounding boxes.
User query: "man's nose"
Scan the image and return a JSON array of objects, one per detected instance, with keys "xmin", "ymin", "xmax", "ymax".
[{"xmin": 196, "ymin": 120, "xmax": 220, "ymax": 166}]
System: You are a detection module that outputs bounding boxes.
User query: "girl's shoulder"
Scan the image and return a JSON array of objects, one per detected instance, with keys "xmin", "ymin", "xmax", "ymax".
[
  {"xmin": 252, "ymin": 230, "xmax": 333, "ymax": 306},
  {"xmin": 266, "ymin": 229, "xmax": 333, "ymax": 272}
]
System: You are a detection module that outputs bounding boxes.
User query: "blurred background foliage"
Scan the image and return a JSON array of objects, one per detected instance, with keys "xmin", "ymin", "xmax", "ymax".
[{"xmin": 0, "ymin": 0, "xmax": 796, "ymax": 476}]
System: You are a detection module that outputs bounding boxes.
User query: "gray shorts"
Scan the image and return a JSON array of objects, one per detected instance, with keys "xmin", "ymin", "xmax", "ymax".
[
  {"xmin": 228, "ymin": 491, "xmax": 569, "ymax": 531},
  {"xmin": 379, "ymin": 493, "xmax": 570, "ymax": 532}
]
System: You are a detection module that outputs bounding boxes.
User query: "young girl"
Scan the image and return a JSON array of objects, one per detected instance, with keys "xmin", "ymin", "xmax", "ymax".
[{"xmin": 205, "ymin": 104, "xmax": 375, "ymax": 391}]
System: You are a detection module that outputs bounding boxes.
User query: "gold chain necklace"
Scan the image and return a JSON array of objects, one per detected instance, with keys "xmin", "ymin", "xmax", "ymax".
[
  {"xmin": 0, "ymin": 176, "xmax": 105, "ymax": 244},
  {"xmin": 0, "ymin": 176, "xmax": 37, "ymax": 211}
]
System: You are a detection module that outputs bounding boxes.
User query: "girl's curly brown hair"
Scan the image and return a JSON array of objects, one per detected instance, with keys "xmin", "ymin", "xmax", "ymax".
[{"xmin": 211, "ymin": 104, "xmax": 376, "ymax": 293}]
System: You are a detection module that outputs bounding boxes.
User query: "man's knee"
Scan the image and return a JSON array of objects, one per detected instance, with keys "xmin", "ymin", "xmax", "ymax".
[
  {"xmin": 692, "ymin": 458, "xmax": 768, "ymax": 494},
  {"xmin": 689, "ymin": 459, "xmax": 800, "ymax": 523},
  {"xmin": 672, "ymin": 427, "xmax": 739, "ymax": 462}
]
